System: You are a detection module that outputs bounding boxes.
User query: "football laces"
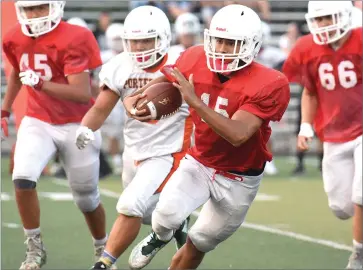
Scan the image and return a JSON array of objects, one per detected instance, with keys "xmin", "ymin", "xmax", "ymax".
[{"xmin": 159, "ymin": 107, "xmax": 181, "ymax": 119}]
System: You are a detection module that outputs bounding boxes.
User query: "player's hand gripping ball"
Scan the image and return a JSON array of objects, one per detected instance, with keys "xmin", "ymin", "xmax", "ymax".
[{"xmin": 135, "ymin": 82, "xmax": 182, "ymax": 120}]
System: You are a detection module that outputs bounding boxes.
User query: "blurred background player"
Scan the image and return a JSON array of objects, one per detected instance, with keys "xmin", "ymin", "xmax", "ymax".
[
  {"xmin": 255, "ymin": 21, "xmax": 287, "ymax": 176},
  {"xmin": 100, "ymin": 23, "xmax": 126, "ymax": 175},
  {"xmin": 169, "ymin": 12, "xmax": 202, "ymax": 62},
  {"xmin": 283, "ymin": 1, "xmax": 362, "ymax": 268},
  {"xmin": 67, "ymin": 16, "xmax": 88, "ymax": 28},
  {"xmin": 74, "ymin": 6, "xmax": 192, "ymax": 269},
  {"xmin": 47, "ymin": 16, "xmax": 113, "ymax": 179},
  {"xmin": 1, "ymin": 1, "xmax": 108, "ymax": 269}
]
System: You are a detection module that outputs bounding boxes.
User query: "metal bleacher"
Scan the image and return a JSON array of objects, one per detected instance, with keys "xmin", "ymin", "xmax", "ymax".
[{"xmin": 1, "ymin": 1, "xmax": 312, "ymax": 155}]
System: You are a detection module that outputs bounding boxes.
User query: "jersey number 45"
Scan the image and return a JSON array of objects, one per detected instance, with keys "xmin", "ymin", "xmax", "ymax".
[{"xmin": 20, "ymin": 53, "xmax": 53, "ymax": 81}]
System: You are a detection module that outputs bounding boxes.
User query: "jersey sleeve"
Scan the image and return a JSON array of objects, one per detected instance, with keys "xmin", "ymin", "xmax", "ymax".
[
  {"xmin": 240, "ymin": 76, "xmax": 291, "ymax": 122},
  {"xmin": 98, "ymin": 53, "xmax": 131, "ymax": 97},
  {"xmin": 282, "ymin": 37, "xmax": 316, "ymax": 92},
  {"xmin": 63, "ymin": 29, "xmax": 102, "ymax": 76},
  {"xmin": 2, "ymin": 41, "xmax": 20, "ymax": 72}
]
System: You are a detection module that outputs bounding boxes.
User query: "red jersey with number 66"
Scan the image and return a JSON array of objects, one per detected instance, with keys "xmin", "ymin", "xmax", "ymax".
[
  {"xmin": 2, "ymin": 21, "xmax": 102, "ymax": 125},
  {"xmin": 168, "ymin": 45, "xmax": 290, "ymax": 172},
  {"xmin": 283, "ymin": 28, "xmax": 362, "ymax": 143}
]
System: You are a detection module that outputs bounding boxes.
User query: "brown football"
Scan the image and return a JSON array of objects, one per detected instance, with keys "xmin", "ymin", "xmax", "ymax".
[{"xmin": 136, "ymin": 82, "xmax": 182, "ymax": 120}]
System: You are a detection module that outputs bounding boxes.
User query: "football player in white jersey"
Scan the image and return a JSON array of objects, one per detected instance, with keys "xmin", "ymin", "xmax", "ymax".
[
  {"xmin": 169, "ymin": 12, "xmax": 202, "ymax": 63},
  {"xmin": 74, "ymin": 6, "xmax": 192, "ymax": 269},
  {"xmin": 255, "ymin": 22, "xmax": 286, "ymax": 176},
  {"xmin": 101, "ymin": 23, "xmax": 125, "ymax": 175}
]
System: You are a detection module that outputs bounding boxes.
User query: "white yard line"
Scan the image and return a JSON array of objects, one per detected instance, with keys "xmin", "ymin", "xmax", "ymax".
[{"xmin": 51, "ymin": 178, "xmax": 352, "ymax": 252}]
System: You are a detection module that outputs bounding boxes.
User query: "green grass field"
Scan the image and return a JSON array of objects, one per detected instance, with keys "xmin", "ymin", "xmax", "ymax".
[{"xmin": 1, "ymin": 157, "xmax": 353, "ymax": 269}]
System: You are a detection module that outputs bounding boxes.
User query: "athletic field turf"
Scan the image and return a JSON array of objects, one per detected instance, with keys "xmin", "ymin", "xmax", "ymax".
[{"xmin": 1, "ymin": 157, "xmax": 352, "ymax": 269}]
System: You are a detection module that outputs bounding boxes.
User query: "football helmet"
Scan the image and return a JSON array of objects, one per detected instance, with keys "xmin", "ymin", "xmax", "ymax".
[
  {"xmin": 122, "ymin": 5, "xmax": 171, "ymax": 69},
  {"xmin": 106, "ymin": 23, "xmax": 124, "ymax": 53},
  {"xmin": 67, "ymin": 17, "xmax": 88, "ymax": 29},
  {"xmin": 305, "ymin": 1, "xmax": 353, "ymax": 45},
  {"xmin": 174, "ymin": 13, "xmax": 201, "ymax": 36},
  {"xmin": 204, "ymin": 5, "xmax": 262, "ymax": 73},
  {"xmin": 15, "ymin": 1, "xmax": 65, "ymax": 37}
]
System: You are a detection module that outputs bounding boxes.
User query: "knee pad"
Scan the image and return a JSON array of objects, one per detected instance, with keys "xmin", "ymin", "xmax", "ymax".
[
  {"xmin": 188, "ymin": 230, "xmax": 217, "ymax": 253},
  {"xmin": 116, "ymin": 193, "xmax": 145, "ymax": 217},
  {"xmin": 331, "ymin": 206, "xmax": 353, "ymax": 220},
  {"xmin": 68, "ymin": 164, "xmax": 100, "ymax": 213},
  {"xmin": 13, "ymin": 179, "xmax": 36, "ymax": 189},
  {"xmin": 152, "ymin": 206, "xmax": 183, "ymax": 232}
]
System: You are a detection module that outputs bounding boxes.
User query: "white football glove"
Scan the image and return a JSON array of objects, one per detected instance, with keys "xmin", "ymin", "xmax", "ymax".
[
  {"xmin": 19, "ymin": 69, "xmax": 43, "ymax": 90},
  {"xmin": 75, "ymin": 126, "xmax": 95, "ymax": 150},
  {"xmin": 298, "ymin": 123, "xmax": 314, "ymax": 138}
]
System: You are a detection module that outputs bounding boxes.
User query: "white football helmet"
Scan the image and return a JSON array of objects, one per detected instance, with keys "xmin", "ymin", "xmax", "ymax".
[
  {"xmin": 305, "ymin": 1, "xmax": 353, "ymax": 45},
  {"xmin": 15, "ymin": 1, "xmax": 65, "ymax": 37},
  {"xmin": 106, "ymin": 23, "xmax": 124, "ymax": 53},
  {"xmin": 67, "ymin": 17, "xmax": 88, "ymax": 29},
  {"xmin": 174, "ymin": 13, "xmax": 201, "ymax": 36},
  {"xmin": 204, "ymin": 5, "xmax": 262, "ymax": 73},
  {"xmin": 122, "ymin": 5, "xmax": 171, "ymax": 69}
]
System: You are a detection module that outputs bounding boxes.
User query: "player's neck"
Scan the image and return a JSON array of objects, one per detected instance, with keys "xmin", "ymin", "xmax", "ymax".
[{"xmin": 330, "ymin": 31, "xmax": 352, "ymax": 51}]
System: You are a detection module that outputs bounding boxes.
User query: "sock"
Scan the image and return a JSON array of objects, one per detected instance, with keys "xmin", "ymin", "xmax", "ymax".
[
  {"xmin": 297, "ymin": 151, "xmax": 305, "ymax": 168},
  {"xmin": 156, "ymin": 229, "xmax": 173, "ymax": 242},
  {"xmin": 112, "ymin": 154, "xmax": 122, "ymax": 167},
  {"xmin": 24, "ymin": 227, "xmax": 41, "ymax": 237},
  {"xmin": 93, "ymin": 235, "xmax": 108, "ymax": 246},
  {"xmin": 99, "ymin": 250, "xmax": 117, "ymax": 267},
  {"xmin": 353, "ymin": 239, "xmax": 363, "ymax": 251}
]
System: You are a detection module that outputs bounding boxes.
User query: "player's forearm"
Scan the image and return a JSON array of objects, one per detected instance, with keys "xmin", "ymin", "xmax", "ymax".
[
  {"xmin": 2, "ymin": 69, "xmax": 22, "ymax": 112},
  {"xmin": 193, "ymin": 101, "xmax": 251, "ymax": 147},
  {"xmin": 81, "ymin": 106, "xmax": 109, "ymax": 131},
  {"xmin": 41, "ymin": 81, "xmax": 91, "ymax": 104},
  {"xmin": 301, "ymin": 87, "xmax": 318, "ymax": 124},
  {"xmin": 81, "ymin": 89, "xmax": 119, "ymax": 131}
]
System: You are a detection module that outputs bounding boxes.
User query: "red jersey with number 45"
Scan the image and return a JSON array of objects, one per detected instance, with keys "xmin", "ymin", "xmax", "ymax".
[
  {"xmin": 283, "ymin": 28, "xmax": 362, "ymax": 143},
  {"xmin": 169, "ymin": 45, "xmax": 290, "ymax": 172},
  {"xmin": 2, "ymin": 21, "xmax": 102, "ymax": 125}
]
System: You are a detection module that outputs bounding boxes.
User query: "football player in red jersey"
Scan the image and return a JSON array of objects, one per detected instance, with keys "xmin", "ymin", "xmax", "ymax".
[
  {"xmin": 0, "ymin": 1, "xmax": 108, "ymax": 269},
  {"xmin": 283, "ymin": 1, "xmax": 362, "ymax": 269},
  {"xmin": 124, "ymin": 5, "xmax": 290, "ymax": 270}
]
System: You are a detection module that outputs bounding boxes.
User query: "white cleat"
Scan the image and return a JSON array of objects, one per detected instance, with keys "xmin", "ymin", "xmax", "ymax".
[
  {"xmin": 346, "ymin": 250, "xmax": 363, "ymax": 269},
  {"xmin": 19, "ymin": 234, "xmax": 47, "ymax": 270},
  {"xmin": 129, "ymin": 232, "xmax": 170, "ymax": 270},
  {"xmin": 94, "ymin": 245, "xmax": 117, "ymax": 270}
]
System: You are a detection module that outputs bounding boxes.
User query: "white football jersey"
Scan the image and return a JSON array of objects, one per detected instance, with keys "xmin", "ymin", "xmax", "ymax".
[
  {"xmin": 168, "ymin": 44, "xmax": 186, "ymax": 63},
  {"xmin": 255, "ymin": 46, "xmax": 286, "ymax": 69},
  {"xmin": 99, "ymin": 52, "xmax": 192, "ymax": 161}
]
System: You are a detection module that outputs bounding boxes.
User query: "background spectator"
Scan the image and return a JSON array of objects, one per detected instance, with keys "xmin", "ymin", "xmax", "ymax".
[
  {"xmin": 225, "ymin": 0, "xmax": 271, "ymax": 21},
  {"xmin": 93, "ymin": 12, "xmax": 111, "ymax": 51},
  {"xmin": 279, "ymin": 22, "xmax": 301, "ymax": 56}
]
